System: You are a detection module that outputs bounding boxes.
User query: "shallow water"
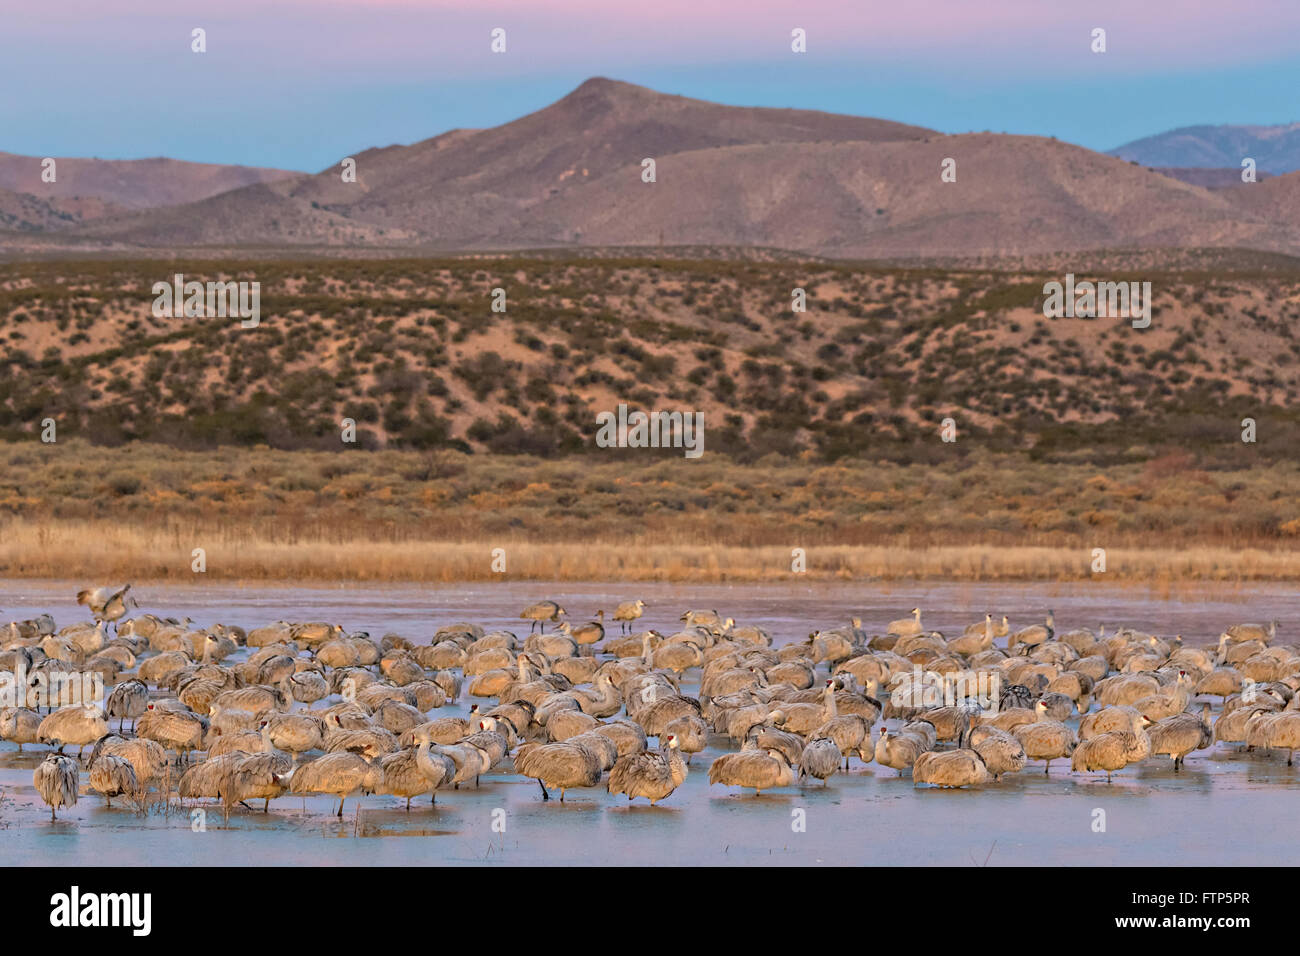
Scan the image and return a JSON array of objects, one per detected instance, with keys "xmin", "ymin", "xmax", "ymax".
[{"xmin": 1, "ymin": 579, "xmax": 1297, "ymax": 866}]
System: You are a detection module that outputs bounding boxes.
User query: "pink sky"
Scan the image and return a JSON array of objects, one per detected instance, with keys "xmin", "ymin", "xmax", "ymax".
[
  {"xmin": 12, "ymin": 0, "xmax": 1300, "ymax": 72},
  {"xmin": 4, "ymin": 0, "xmax": 1297, "ymax": 168}
]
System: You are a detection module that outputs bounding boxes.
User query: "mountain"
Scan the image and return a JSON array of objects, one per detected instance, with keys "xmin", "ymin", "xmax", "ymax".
[
  {"xmin": 122, "ymin": 76, "xmax": 935, "ymax": 247},
  {"xmin": 503, "ymin": 133, "xmax": 1291, "ymax": 258},
  {"xmin": 6, "ymin": 80, "xmax": 1300, "ymax": 260},
  {"xmin": 1219, "ymin": 169, "xmax": 1300, "ymax": 221},
  {"xmin": 0, "ymin": 151, "xmax": 301, "ymax": 211},
  {"xmin": 1109, "ymin": 123, "xmax": 1300, "ymax": 173}
]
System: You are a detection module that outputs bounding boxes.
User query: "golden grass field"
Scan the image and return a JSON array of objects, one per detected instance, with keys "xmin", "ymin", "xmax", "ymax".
[{"xmin": 1, "ymin": 440, "xmax": 1296, "ymax": 583}]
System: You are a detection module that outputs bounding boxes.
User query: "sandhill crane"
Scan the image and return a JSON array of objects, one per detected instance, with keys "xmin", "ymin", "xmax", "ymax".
[
  {"xmin": 568, "ymin": 731, "xmax": 618, "ymax": 771},
  {"xmin": 949, "ymin": 616, "xmax": 995, "ymax": 658},
  {"xmin": 708, "ymin": 747, "xmax": 795, "ymax": 795},
  {"xmin": 88, "ymin": 753, "xmax": 138, "ymax": 808},
  {"xmin": 138, "ymin": 703, "xmax": 208, "ymax": 763},
  {"xmin": 291, "ymin": 752, "xmax": 381, "ymax": 816},
  {"xmin": 612, "ymin": 600, "xmax": 646, "ymax": 635},
  {"xmin": 999, "ymin": 683, "xmax": 1037, "ymax": 712},
  {"xmin": 968, "ymin": 726, "xmax": 1026, "ymax": 780},
  {"xmin": 982, "ymin": 705, "xmax": 1038, "ymax": 737},
  {"xmin": 1132, "ymin": 671, "xmax": 1192, "ymax": 720},
  {"xmin": 592, "ymin": 717, "xmax": 649, "ymax": 757},
  {"xmin": 729, "ymin": 623, "xmax": 772, "ymax": 646},
  {"xmin": 1147, "ymin": 705, "xmax": 1213, "ymax": 770},
  {"xmin": 634, "ymin": 692, "xmax": 703, "ymax": 738},
  {"xmin": 401, "ymin": 717, "xmax": 475, "ymax": 747},
  {"xmin": 515, "ymin": 739, "xmax": 603, "ymax": 800},
  {"xmin": 681, "ymin": 609, "xmax": 723, "ymax": 629},
  {"xmin": 527, "ymin": 630, "xmax": 579, "ymax": 661},
  {"xmin": 430, "ymin": 740, "xmax": 492, "ymax": 788},
  {"xmin": 798, "ymin": 737, "xmax": 841, "ymax": 786},
  {"xmin": 281, "ymin": 671, "xmax": 329, "ymax": 705},
  {"xmin": 1222, "ymin": 620, "xmax": 1279, "ymax": 644},
  {"xmin": 607, "ymin": 734, "xmax": 689, "ymax": 804},
  {"xmin": 0, "ymin": 706, "xmax": 42, "ymax": 751},
  {"xmin": 105, "ymin": 679, "xmax": 148, "ymax": 732},
  {"xmin": 1047, "ymin": 672, "xmax": 1094, "ymax": 713},
  {"xmin": 463, "ymin": 717, "xmax": 511, "ymax": 767},
  {"xmin": 413, "ymin": 738, "xmax": 457, "ymax": 803},
  {"xmin": 178, "ymin": 752, "xmax": 245, "ymax": 801},
  {"xmin": 745, "ymin": 725, "xmax": 805, "ymax": 766},
  {"xmin": 324, "ymin": 719, "xmax": 398, "ymax": 759},
  {"xmin": 208, "ymin": 702, "xmax": 260, "ymax": 737},
  {"xmin": 568, "ymin": 613, "xmax": 605, "ymax": 653},
  {"xmin": 76, "ymin": 584, "xmax": 136, "ymax": 630},
  {"xmin": 37, "ymin": 704, "xmax": 109, "ymax": 761},
  {"xmin": 914, "ymin": 749, "xmax": 992, "ymax": 788},
  {"xmin": 564, "ymin": 672, "xmax": 622, "ymax": 718},
  {"xmin": 1036, "ymin": 692, "xmax": 1075, "ymax": 721},
  {"xmin": 227, "ymin": 751, "xmax": 293, "ymax": 811},
  {"xmin": 372, "ymin": 699, "xmax": 425, "ymax": 735},
  {"xmin": 1195, "ymin": 667, "xmax": 1243, "ymax": 703},
  {"xmin": 520, "ymin": 600, "xmax": 566, "ymax": 634},
  {"xmin": 873, "ymin": 725, "xmax": 931, "ymax": 775},
  {"xmin": 138, "ymin": 651, "xmax": 191, "ymax": 687},
  {"xmin": 812, "ymin": 679, "xmax": 872, "ymax": 769},
  {"xmin": 89, "ymin": 734, "xmax": 168, "ymax": 783},
  {"xmin": 263, "ymin": 713, "xmax": 324, "ymax": 761},
  {"xmin": 1071, "ymin": 718, "xmax": 1151, "ymax": 782},
  {"xmin": 34, "ymin": 753, "xmax": 79, "ymax": 820},
  {"xmin": 1095, "ymin": 673, "xmax": 1160, "ymax": 708},
  {"xmin": 210, "ymin": 728, "xmax": 267, "ymax": 757},
  {"xmin": 652, "ymin": 639, "xmax": 704, "ymax": 675},
  {"xmin": 1010, "ymin": 611, "xmax": 1055, "ymax": 654},
  {"xmin": 1014, "ymin": 711, "xmax": 1077, "ymax": 774},
  {"xmin": 887, "ymin": 608, "xmax": 923, "ymax": 638},
  {"xmin": 379, "ymin": 747, "xmax": 436, "ymax": 810},
  {"xmin": 1247, "ymin": 711, "xmax": 1300, "ymax": 765},
  {"xmin": 1079, "ymin": 705, "xmax": 1144, "ymax": 740},
  {"xmin": 661, "ymin": 713, "xmax": 707, "ymax": 763},
  {"xmin": 808, "ymin": 628, "xmax": 858, "ymax": 669}
]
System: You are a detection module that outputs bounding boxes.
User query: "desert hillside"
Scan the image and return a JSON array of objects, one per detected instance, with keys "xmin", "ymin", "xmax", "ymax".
[{"xmin": 1, "ymin": 256, "xmax": 1297, "ymax": 462}]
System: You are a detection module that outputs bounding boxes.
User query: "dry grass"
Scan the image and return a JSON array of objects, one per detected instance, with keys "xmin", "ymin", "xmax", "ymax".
[
  {"xmin": 0, "ymin": 518, "xmax": 1295, "ymax": 583},
  {"xmin": 2, "ymin": 440, "xmax": 1296, "ymax": 583}
]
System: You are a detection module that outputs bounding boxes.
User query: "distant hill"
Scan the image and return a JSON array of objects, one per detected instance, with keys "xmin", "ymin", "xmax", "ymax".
[
  {"xmin": 0, "ymin": 151, "xmax": 300, "ymax": 212},
  {"xmin": 1109, "ymin": 123, "xmax": 1300, "ymax": 173}
]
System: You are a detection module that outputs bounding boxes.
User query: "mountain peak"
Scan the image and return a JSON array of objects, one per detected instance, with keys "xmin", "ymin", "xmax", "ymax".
[
  {"xmin": 568, "ymin": 76, "xmax": 643, "ymax": 96},
  {"xmin": 557, "ymin": 76, "xmax": 658, "ymax": 111}
]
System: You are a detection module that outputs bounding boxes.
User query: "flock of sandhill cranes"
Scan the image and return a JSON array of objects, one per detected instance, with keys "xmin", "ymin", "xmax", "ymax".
[{"xmin": 2, "ymin": 591, "xmax": 1297, "ymax": 821}]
